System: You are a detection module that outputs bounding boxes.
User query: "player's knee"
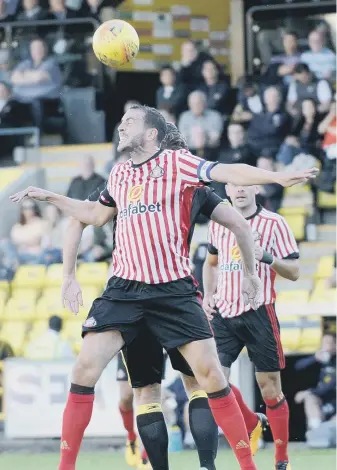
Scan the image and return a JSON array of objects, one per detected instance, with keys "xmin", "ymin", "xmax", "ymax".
[
  {"xmin": 195, "ymin": 357, "xmax": 227, "ymax": 392},
  {"xmin": 258, "ymin": 372, "xmax": 281, "ymax": 400},
  {"xmin": 72, "ymin": 357, "xmax": 102, "ymax": 387},
  {"xmin": 134, "ymin": 383, "xmax": 161, "ymax": 406}
]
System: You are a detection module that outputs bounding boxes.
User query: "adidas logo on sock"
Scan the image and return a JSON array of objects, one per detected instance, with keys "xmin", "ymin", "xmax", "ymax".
[
  {"xmin": 275, "ymin": 439, "xmax": 284, "ymax": 446},
  {"xmin": 60, "ymin": 440, "xmax": 70, "ymax": 450},
  {"xmin": 236, "ymin": 440, "xmax": 249, "ymax": 449}
]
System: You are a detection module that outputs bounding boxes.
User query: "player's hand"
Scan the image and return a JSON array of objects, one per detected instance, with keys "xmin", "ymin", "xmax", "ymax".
[
  {"xmin": 294, "ymin": 390, "xmax": 310, "ymax": 404},
  {"xmin": 10, "ymin": 186, "xmax": 51, "ymax": 203},
  {"xmin": 203, "ymin": 294, "xmax": 216, "ymax": 321},
  {"xmin": 242, "ymin": 274, "xmax": 263, "ymax": 310},
  {"xmin": 274, "ymin": 168, "xmax": 319, "ymax": 187},
  {"xmin": 62, "ymin": 276, "xmax": 83, "ymax": 315}
]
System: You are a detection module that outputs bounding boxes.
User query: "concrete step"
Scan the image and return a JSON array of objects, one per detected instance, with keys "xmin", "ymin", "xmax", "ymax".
[{"xmin": 300, "ymin": 242, "xmax": 336, "ymax": 259}]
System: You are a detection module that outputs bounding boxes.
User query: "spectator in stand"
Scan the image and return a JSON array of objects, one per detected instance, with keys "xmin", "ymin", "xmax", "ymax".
[
  {"xmin": 0, "ymin": 82, "xmax": 21, "ymax": 159},
  {"xmin": 286, "ymin": 63, "xmax": 332, "ymax": 117},
  {"xmin": 301, "ymin": 30, "xmax": 336, "ymax": 81},
  {"xmin": 0, "ymin": 49, "xmax": 11, "ymax": 85},
  {"xmin": 232, "ymin": 77, "xmax": 263, "ymax": 124},
  {"xmin": 265, "ymin": 31, "xmax": 301, "ymax": 87},
  {"xmin": 247, "ymin": 86, "xmax": 290, "ymax": 159},
  {"xmin": 318, "ymin": 97, "xmax": 336, "ymax": 159},
  {"xmin": 177, "ymin": 40, "xmax": 220, "ymax": 90},
  {"xmin": 276, "ymin": 98, "xmax": 322, "ymax": 167},
  {"xmin": 11, "ymin": 38, "xmax": 62, "ymax": 129},
  {"xmin": 178, "ymin": 90, "xmax": 223, "ymax": 160},
  {"xmin": 295, "ymin": 334, "xmax": 336, "ymax": 431},
  {"xmin": 48, "ymin": 0, "xmax": 77, "ymax": 20},
  {"xmin": 16, "ymin": 0, "xmax": 50, "ymax": 21},
  {"xmin": 1, "ymin": 200, "xmax": 50, "ymax": 267},
  {"xmin": 66, "ymin": 155, "xmax": 105, "ymax": 201},
  {"xmin": 156, "ymin": 65, "xmax": 186, "ymax": 118},
  {"xmin": 256, "ymin": 153, "xmax": 284, "ymax": 212},
  {"xmin": 24, "ymin": 315, "xmax": 75, "ymax": 360},
  {"xmin": 199, "ymin": 60, "xmax": 230, "ymax": 115},
  {"xmin": 43, "ymin": 204, "xmax": 66, "ymax": 264},
  {"xmin": 0, "ymin": 0, "xmax": 15, "ymax": 21}
]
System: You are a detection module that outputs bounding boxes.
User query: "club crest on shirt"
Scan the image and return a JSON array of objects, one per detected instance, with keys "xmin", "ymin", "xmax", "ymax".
[
  {"xmin": 231, "ymin": 246, "xmax": 241, "ymax": 261},
  {"xmin": 128, "ymin": 184, "xmax": 143, "ymax": 202},
  {"xmin": 150, "ymin": 165, "xmax": 164, "ymax": 179}
]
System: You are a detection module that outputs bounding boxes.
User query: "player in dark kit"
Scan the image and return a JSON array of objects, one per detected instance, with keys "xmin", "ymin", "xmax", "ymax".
[
  {"xmin": 11, "ymin": 106, "xmax": 318, "ymax": 470},
  {"xmin": 203, "ymin": 184, "xmax": 301, "ymax": 470}
]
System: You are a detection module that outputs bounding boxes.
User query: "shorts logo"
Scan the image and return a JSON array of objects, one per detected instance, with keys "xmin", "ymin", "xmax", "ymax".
[
  {"xmin": 150, "ymin": 165, "xmax": 164, "ymax": 178},
  {"xmin": 231, "ymin": 246, "xmax": 241, "ymax": 261},
  {"xmin": 83, "ymin": 317, "xmax": 97, "ymax": 328},
  {"xmin": 128, "ymin": 185, "xmax": 143, "ymax": 202}
]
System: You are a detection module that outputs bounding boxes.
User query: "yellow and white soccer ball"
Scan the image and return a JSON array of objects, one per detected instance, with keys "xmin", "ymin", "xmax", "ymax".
[{"xmin": 92, "ymin": 19, "xmax": 140, "ymax": 67}]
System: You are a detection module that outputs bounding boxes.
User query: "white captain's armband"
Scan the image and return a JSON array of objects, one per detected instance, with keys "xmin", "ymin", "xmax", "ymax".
[{"xmin": 196, "ymin": 160, "xmax": 219, "ymax": 182}]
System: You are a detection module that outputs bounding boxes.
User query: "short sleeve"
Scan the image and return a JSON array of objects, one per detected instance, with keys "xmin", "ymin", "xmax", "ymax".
[
  {"xmin": 207, "ymin": 221, "xmax": 218, "ymax": 255},
  {"xmin": 177, "ymin": 149, "xmax": 219, "ymax": 184},
  {"xmin": 98, "ymin": 185, "xmax": 116, "ymax": 208},
  {"xmin": 271, "ymin": 217, "xmax": 299, "ymax": 259}
]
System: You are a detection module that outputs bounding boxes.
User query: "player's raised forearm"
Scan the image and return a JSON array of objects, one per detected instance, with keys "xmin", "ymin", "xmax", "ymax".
[
  {"xmin": 63, "ymin": 217, "xmax": 86, "ymax": 277},
  {"xmin": 211, "ymin": 203, "xmax": 256, "ymax": 276},
  {"xmin": 210, "ymin": 163, "xmax": 279, "ymax": 186},
  {"xmin": 271, "ymin": 258, "xmax": 300, "ymax": 281},
  {"xmin": 47, "ymin": 193, "xmax": 100, "ymax": 225}
]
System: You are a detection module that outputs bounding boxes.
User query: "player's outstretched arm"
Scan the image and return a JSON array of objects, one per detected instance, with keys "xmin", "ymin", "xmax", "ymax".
[
  {"xmin": 209, "ymin": 163, "xmax": 319, "ymax": 187},
  {"xmin": 62, "ymin": 217, "xmax": 85, "ymax": 314},
  {"xmin": 10, "ymin": 186, "xmax": 117, "ymax": 226}
]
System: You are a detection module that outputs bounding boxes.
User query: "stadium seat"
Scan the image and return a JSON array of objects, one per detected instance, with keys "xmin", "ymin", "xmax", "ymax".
[
  {"xmin": 11, "ymin": 288, "xmax": 40, "ymax": 302},
  {"xmin": 310, "ymin": 287, "xmax": 336, "ymax": 304},
  {"xmin": 277, "ymin": 211, "xmax": 306, "ymax": 241},
  {"xmin": 277, "ymin": 290, "xmax": 310, "ymax": 305},
  {"xmin": 0, "ymin": 291, "xmax": 6, "ymax": 318},
  {"xmin": 317, "ymin": 190, "xmax": 336, "ymax": 210},
  {"xmin": 0, "ymin": 321, "xmax": 27, "ymax": 355},
  {"xmin": 36, "ymin": 294, "xmax": 64, "ymax": 319},
  {"xmin": 76, "ymin": 262, "xmax": 108, "ymax": 287},
  {"xmin": 62, "ymin": 319, "xmax": 83, "ymax": 353},
  {"xmin": 0, "ymin": 280, "xmax": 9, "ymax": 295},
  {"xmin": 45, "ymin": 264, "xmax": 64, "ymax": 287},
  {"xmin": 314, "ymin": 255, "xmax": 334, "ymax": 280},
  {"xmin": 279, "ymin": 315, "xmax": 302, "ymax": 353},
  {"xmin": 3, "ymin": 297, "xmax": 36, "ymax": 321},
  {"xmin": 28, "ymin": 320, "xmax": 49, "ymax": 340},
  {"xmin": 0, "ymin": 168, "xmax": 24, "ymax": 191},
  {"xmin": 12, "ymin": 265, "xmax": 46, "ymax": 289},
  {"xmin": 279, "ymin": 315, "xmax": 322, "ymax": 353}
]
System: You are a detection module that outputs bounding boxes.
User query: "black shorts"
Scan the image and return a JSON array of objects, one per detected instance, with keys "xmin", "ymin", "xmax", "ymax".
[
  {"xmin": 82, "ymin": 275, "xmax": 212, "ymax": 351},
  {"xmin": 212, "ymin": 304, "xmax": 285, "ymax": 372},
  {"xmin": 116, "ymin": 328, "xmax": 193, "ymax": 388}
]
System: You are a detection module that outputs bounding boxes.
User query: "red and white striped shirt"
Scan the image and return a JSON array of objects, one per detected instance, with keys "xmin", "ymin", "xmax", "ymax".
[
  {"xmin": 208, "ymin": 205, "xmax": 299, "ymax": 318},
  {"xmin": 100, "ymin": 149, "xmax": 217, "ymax": 284}
]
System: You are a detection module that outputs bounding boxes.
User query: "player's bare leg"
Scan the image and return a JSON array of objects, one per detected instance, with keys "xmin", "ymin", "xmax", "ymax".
[
  {"xmin": 119, "ymin": 381, "xmax": 141, "ymax": 467},
  {"xmin": 181, "ymin": 374, "xmax": 218, "ymax": 470},
  {"xmin": 178, "ymin": 338, "xmax": 257, "ymax": 470},
  {"xmin": 133, "ymin": 384, "xmax": 167, "ymax": 470},
  {"xmin": 221, "ymin": 367, "xmax": 267, "ymax": 456},
  {"xmin": 256, "ymin": 371, "xmax": 290, "ymax": 470},
  {"xmin": 59, "ymin": 331, "xmax": 124, "ymax": 470}
]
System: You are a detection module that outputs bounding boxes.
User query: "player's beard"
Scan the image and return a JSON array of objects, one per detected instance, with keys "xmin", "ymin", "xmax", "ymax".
[{"xmin": 118, "ymin": 133, "xmax": 146, "ymax": 154}]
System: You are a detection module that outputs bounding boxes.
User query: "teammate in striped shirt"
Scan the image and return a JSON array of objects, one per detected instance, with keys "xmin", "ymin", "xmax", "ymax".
[
  {"xmin": 203, "ymin": 184, "xmax": 300, "ymax": 470},
  {"xmin": 11, "ymin": 105, "xmax": 317, "ymax": 470}
]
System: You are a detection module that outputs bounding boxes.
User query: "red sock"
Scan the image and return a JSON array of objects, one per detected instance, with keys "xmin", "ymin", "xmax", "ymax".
[
  {"xmin": 208, "ymin": 389, "xmax": 256, "ymax": 470},
  {"xmin": 119, "ymin": 405, "xmax": 137, "ymax": 442},
  {"xmin": 58, "ymin": 392, "xmax": 94, "ymax": 470},
  {"xmin": 265, "ymin": 394, "xmax": 289, "ymax": 463},
  {"xmin": 231, "ymin": 384, "xmax": 258, "ymax": 434},
  {"xmin": 141, "ymin": 448, "xmax": 148, "ymax": 461}
]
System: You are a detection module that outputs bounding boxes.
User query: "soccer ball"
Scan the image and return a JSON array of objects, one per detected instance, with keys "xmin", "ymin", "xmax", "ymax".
[{"xmin": 92, "ymin": 19, "xmax": 140, "ymax": 67}]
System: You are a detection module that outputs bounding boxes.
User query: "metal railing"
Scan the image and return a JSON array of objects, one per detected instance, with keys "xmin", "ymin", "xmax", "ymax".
[{"xmin": 245, "ymin": 0, "xmax": 336, "ymax": 74}]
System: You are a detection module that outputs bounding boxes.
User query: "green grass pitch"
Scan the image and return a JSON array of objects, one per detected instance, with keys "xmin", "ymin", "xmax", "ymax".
[{"xmin": 0, "ymin": 448, "xmax": 335, "ymax": 470}]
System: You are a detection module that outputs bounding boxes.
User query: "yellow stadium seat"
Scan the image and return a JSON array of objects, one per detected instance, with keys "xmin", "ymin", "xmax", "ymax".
[
  {"xmin": 28, "ymin": 320, "xmax": 49, "ymax": 340},
  {"xmin": 45, "ymin": 264, "xmax": 64, "ymax": 287},
  {"xmin": 314, "ymin": 256, "xmax": 334, "ymax": 280},
  {"xmin": 0, "ymin": 321, "xmax": 27, "ymax": 355},
  {"xmin": 0, "ymin": 280, "xmax": 9, "ymax": 295},
  {"xmin": 43, "ymin": 287, "xmax": 62, "ymax": 298},
  {"xmin": 0, "ymin": 168, "xmax": 23, "ymax": 191},
  {"xmin": 36, "ymin": 295, "xmax": 64, "ymax": 319},
  {"xmin": 12, "ymin": 265, "xmax": 46, "ymax": 289},
  {"xmin": 317, "ymin": 190, "xmax": 336, "ymax": 209},
  {"xmin": 76, "ymin": 262, "xmax": 108, "ymax": 287},
  {"xmin": 11, "ymin": 288, "xmax": 40, "ymax": 302},
  {"xmin": 3, "ymin": 297, "xmax": 36, "ymax": 321},
  {"xmin": 62, "ymin": 320, "xmax": 83, "ymax": 353},
  {"xmin": 280, "ymin": 214, "xmax": 306, "ymax": 241},
  {"xmin": 310, "ymin": 287, "xmax": 336, "ymax": 304},
  {"xmin": 280, "ymin": 316, "xmax": 302, "ymax": 353},
  {"xmin": 279, "ymin": 207, "xmax": 308, "ymax": 216},
  {"xmin": 297, "ymin": 316, "xmax": 322, "ymax": 353},
  {"xmin": 277, "ymin": 290, "xmax": 310, "ymax": 304},
  {"xmin": 284, "ymin": 184, "xmax": 311, "ymax": 196},
  {"xmin": 280, "ymin": 315, "xmax": 322, "ymax": 353}
]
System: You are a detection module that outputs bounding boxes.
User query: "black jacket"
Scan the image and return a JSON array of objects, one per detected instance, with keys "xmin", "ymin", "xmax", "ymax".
[{"xmin": 66, "ymin": 173, "xmax": 105, "ymax": 201}]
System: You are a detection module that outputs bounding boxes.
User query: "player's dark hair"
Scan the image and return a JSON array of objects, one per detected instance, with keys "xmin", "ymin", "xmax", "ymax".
[
  {"xmin": 161, "ymin": 123, "xmax": 189, "ymax": 150},
  {"xmin": 160, "ymin": 64, "xmax": 175, "ymax": 73},
  {"xmin": 294, "ymin": 63, "xmax": 310, "ymax": 74},
  {"xmin": 130, "ymin": 105, "xmax": 167, "ymax": 144},
  {"xmin": 283, "ymin": 30, "xmax": 298, "ymax": 38},
  {"xmin": 19, "ymin": 200, "xmax": 42, "ymax": 225}
]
